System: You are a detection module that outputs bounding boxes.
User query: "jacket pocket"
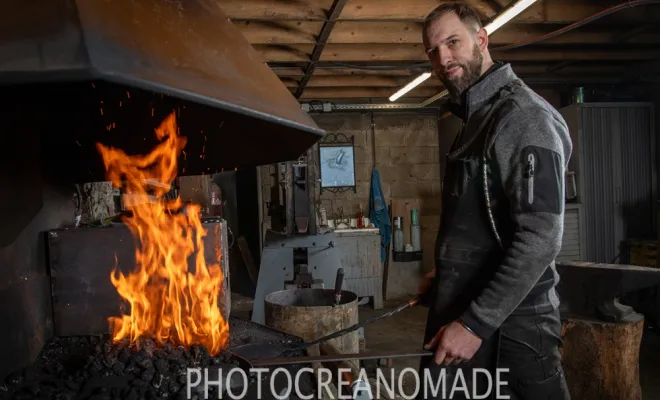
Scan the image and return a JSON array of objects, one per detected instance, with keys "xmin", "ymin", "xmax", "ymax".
[
  {"xmin": 520, "ymin": 145, "xmax": 563, "ymax": 214},
  {"xmin": 519, "ymin": 368, "xmax": 570, "ymax": 400}
]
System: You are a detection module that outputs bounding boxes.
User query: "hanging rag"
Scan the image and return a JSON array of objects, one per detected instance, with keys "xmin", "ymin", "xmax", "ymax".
[{"xmin": 368, "ymin": 168, "xmax": 391, "ymax": 262}]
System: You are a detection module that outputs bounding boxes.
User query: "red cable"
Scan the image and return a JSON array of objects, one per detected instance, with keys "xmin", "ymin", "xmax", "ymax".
[{"xmin": 490, "ymin": 0, "xmax": 659, "ymax": 51}]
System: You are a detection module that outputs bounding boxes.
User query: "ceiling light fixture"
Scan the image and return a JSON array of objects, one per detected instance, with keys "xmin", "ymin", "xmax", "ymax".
[
  {"xmin": 388, "ymin": 72, "xmax": 432, "ymax": 102},
  {"xmin": 387, "ymin": 0, "xmax": 539, "ymax": 102},
  {"xmin": 483, "ymin": 0, "xmax": 538, "ymax": 34}
]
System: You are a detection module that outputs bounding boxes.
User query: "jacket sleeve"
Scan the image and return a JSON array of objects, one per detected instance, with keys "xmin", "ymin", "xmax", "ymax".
[{"xmin": 459, "ymin": 104, "xmax": 570, "ymax": 340}]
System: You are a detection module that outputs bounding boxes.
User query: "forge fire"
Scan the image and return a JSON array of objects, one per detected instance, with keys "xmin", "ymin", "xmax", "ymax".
[
  {"xmin": 97, "ymin": 112, "xmax": 229, "ymax": 355},
  {"xmin": 0, "ymin": 113, "xmax": 252, "ymax": 400}
]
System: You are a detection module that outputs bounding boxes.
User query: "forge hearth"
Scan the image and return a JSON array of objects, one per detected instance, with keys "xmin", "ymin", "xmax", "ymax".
[{"xmin": 0, "ymin": 317, "xmax": 313, "ymax": 400}]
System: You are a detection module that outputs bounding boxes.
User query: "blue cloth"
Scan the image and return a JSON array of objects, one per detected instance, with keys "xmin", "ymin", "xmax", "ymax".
[{"xmin": 368, "ymin": 168, "xmax": 391, "ymax": 262}]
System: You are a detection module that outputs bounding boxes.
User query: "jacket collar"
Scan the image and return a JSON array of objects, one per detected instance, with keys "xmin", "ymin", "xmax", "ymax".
[{"xmin": 446, "ymin": 62, "xmax": 518, "ymax": 121}]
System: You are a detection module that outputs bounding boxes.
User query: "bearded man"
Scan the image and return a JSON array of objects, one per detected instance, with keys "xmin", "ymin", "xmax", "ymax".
[{"xmin": 416, "ymin": 3, "xmax": 572, "ymax": 399}]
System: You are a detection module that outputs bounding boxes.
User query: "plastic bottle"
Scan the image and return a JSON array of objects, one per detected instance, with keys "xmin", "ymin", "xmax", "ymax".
[
  {"xmin": 411, "ymin": 209, "xmax": 421, "ymax": 251},
  {"xmin": 394, "ymin": 216, "xmax": 404, "ymax": 252}
]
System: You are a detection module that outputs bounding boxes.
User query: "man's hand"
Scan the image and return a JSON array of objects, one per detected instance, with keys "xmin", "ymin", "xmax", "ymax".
[{"xmin": 424, "ymin": 321, "xmax": 482, "ymax": 365}]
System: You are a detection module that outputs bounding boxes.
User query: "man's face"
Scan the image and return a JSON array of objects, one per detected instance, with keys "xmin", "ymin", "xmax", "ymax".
[{"xmin": 423, "ymin": 12, "xmax": 486, "ymax": 102}]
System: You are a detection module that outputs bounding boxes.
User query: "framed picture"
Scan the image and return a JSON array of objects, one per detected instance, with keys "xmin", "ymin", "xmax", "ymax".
[{"xmin": 318, "ymin": 134, "xmax": 356, "ymax": 193}]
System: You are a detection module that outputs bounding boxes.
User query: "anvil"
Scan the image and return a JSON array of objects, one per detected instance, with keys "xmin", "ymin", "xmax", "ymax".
[{"xmin": 555, "ymin": 261, "xmax": 660, "ymax": 322}]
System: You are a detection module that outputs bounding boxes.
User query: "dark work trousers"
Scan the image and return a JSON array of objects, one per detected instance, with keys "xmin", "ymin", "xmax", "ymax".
[{"xmin": 416, "ymin": 308, "xmax": 570, "ymax": 400}]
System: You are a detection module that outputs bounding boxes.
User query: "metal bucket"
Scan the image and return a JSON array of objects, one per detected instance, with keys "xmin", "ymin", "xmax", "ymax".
[{"xmin": 264, "ymin": 288, "xmax": 360, "ymax": 357}]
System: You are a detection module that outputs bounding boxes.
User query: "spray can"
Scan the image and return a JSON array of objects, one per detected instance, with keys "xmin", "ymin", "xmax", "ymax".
[{"xmin": 411, "ymin": 209, "xmax": 421, "ymax": 251}]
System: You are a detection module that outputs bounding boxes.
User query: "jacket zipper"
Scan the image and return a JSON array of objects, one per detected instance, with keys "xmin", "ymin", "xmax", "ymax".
[{"xmin": 527, "ymin": 153, "xmax": 535, "ymax": 204}]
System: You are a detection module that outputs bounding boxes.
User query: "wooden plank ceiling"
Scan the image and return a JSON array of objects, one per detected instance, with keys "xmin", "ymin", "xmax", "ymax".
[{"xmin": 219, "ymin": 0, "xmax": 660, "ymax": 102}]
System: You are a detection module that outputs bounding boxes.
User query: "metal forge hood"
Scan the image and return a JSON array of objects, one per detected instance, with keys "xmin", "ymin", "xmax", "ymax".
[{"xmin": 0, "ymin": 0, "xmax": 323, "ymax": 182}]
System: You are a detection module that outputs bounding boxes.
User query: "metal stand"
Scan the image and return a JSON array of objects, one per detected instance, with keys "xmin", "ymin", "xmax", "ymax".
[{"xmin": 251, "ymin": 231, "xmax": 341, "ymax": 324}]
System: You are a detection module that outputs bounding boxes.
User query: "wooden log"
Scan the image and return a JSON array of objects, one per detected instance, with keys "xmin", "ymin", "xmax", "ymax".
[{"xmin": 560, "ymin": 315, "xmax": 644, "ymax": 400}]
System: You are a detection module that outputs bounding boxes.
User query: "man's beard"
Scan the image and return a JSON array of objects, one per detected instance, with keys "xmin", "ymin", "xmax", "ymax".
[{"xmin": 439, "ymin": 44, "xmax": 483, "ymax": 104}]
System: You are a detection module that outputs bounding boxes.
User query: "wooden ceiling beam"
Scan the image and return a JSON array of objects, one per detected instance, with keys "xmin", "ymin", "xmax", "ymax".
[
  {"xmin": 234, "ymin": 21, "xmax": 322, "ymax": 44},
  {"xmin": 306, "ymin": 75, "xmax": 442, "ymax": 87},
  {"xmin": 483, "ymin": 0, "xmax": 504, "ymax": 14},
  {"xmin": 465, "ymin": 0, "xmax": 498, "ymax": 20},
  {"xmin": 274, "ymin": 63, "xmax": 627, "ymax": 80},
  {"xmin": 295, "ymin": 0, "xmax": 350, "ymax": 98},
  {"xmin": 238, "ymin": 21, "xmax": 660, "ymax": 46},
  {"xmin": 280, "ymin": 68, "xmax": 628, "ymax": 89},
  {"xmin": 223, "ymin": 0, "xmax": 660, "ymax": 24},
  {"xmin": 219, "ymin": 0, "xmax": 333, "ymax": 20},
  {"xmin": 294, "ymin": 86, "xmax": 442, "ymax": 99},
  {"xmin": 273, "ymin": 67, "xmax": 417, "ymax": 77},
  {"xmin": 255, "ymin": 43, "xmax": 660, "ymax": 63}
]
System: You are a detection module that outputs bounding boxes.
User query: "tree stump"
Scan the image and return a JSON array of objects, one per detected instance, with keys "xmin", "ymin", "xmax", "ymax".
[{"xmin": 560, "ymin": 315, "xmax": 644, "ymax": 400}]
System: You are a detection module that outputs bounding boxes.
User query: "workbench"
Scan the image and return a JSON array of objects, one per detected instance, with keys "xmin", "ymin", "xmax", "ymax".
[{"xmin": 334, "ymin": 228, "xmax": 383, "ymax": 309}]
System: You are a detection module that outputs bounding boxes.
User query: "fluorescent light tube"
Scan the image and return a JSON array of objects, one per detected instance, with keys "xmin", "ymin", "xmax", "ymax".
[
  {"xmin": 483, "ymin": 0, "xmax": 539, "ymax": 34},
  {"xmin": 389, "ymin": 72, "xmax": 432, "ymax": 102}
]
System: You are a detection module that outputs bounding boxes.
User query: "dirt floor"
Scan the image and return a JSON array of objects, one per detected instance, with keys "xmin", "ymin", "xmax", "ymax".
[{"xmin": 232, "ymin": 293, "xmax": 660, "ymax": 399}]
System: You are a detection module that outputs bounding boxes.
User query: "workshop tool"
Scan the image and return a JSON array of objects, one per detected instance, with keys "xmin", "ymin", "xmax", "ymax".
[
  {"xmin": 555, "ymin": 260, "xmax": 660, "ymax": 322},
  {"xmin": 231, "ymin": 293, "xmax": 426, "ymax": 361},
  {"xmin": 252, "ymin": 157, "xmax": 342, "ymax": 325},
  {"xmin": 250, "ymin": 348, "xmax": 434, "ymax": 367},
  {"xmin": 334, "ymin": 268, "xmax": 344, "ymax": 305}
]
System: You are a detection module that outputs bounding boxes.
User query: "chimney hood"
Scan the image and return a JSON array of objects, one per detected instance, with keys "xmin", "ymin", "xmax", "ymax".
[{"xmin": 0, "ymin": 0, "xmax": 324, "ymax": 183}]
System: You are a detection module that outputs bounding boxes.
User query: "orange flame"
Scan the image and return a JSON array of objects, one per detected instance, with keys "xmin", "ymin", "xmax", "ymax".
[{"xmin": 96, "ymin": 112, "xmax": 229, "ymax": 355}]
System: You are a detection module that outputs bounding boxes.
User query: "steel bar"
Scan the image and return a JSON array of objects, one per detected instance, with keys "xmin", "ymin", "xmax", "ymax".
[{"xmin": 251, "ymin": 350, "xmax": 434, "ymax": 367}]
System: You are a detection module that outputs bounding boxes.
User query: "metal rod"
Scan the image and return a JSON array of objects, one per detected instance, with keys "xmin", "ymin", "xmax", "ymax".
[
  {"xmin": 307, "ymin": 144, "xmax": 319, "ymax": 235},
  {"xmin": 285, "ymin": 161, "xmax": 294, "ymax": 235},
  {"xmin": 251, "ymin": 349, "xmax": 433, "ymax": 367}
]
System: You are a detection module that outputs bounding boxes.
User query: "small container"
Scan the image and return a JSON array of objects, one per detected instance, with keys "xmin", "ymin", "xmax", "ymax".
[
  {"xmin": 410, "ymin": 208, "xmax": 421, "ymax": 251},
  {"xmin": 393, "ymin": 216, "xmax": 404, "ymax": 253},
  {"xmin": 411, "ymin": 209, "xmax": 419, "ymax": 225},
  {"xmin": 357, "ymin": 204, "xmax": 364, "ymax": 229},
  {"xmin": 209, "ymin": 181, "xmax": 223, "ymax": 217},
  {"xmin": 411, "ymin": 225, "xmax": 421, "ymax": 251},
  {"xmin": 572, "ymin": 87, "xmax": 584, "ymax": 104},
  {"xmin": 319, "ymin": 207, "xmax": 328, "ymax": 226}
]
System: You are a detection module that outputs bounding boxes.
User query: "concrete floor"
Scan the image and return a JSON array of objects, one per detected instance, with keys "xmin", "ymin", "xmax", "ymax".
[{"xmin": 231, "ymin": 294, "xmax": 660, "ymax": 399}]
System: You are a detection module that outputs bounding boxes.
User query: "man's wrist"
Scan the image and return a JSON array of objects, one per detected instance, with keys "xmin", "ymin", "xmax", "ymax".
[{"xmin": 458, "ymin": 319, "xmax": 480, "ymax": 339}]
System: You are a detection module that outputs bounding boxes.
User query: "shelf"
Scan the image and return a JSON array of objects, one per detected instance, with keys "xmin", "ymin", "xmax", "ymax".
[{"xmin": 392, "ymin": 250, "xmax": 423, "ymax": 262}]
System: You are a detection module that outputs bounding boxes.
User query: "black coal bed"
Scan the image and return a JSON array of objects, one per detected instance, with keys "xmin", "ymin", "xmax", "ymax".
[
  {"xmin": 0, "ymin": 225, "xmax": 316, "ymax": 400},
  {"xmin": 0, "ymin": 317, "xmax": 314, "ymax": 400}
]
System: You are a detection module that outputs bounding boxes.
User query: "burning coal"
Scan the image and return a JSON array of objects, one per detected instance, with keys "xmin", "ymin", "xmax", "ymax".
[{"xmin": 96, "ymin": 112, "xmax": 229, "ymax": 355}]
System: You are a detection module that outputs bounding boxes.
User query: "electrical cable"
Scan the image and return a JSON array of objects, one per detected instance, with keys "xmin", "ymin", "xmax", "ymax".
[{"xmin": 491, "ymin": 0, "xmax": 660, "ymax": 51}]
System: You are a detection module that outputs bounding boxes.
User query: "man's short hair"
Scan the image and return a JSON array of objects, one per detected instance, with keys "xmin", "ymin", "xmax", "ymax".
[{"xmin": 423, "ymin": 2, "xmax": 483, "ymax": 34}]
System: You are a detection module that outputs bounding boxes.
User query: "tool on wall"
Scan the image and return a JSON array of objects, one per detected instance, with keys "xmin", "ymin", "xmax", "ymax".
[{"xmin": 334, "ymin": 268, "xmax": 344, "ymax": 305}]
